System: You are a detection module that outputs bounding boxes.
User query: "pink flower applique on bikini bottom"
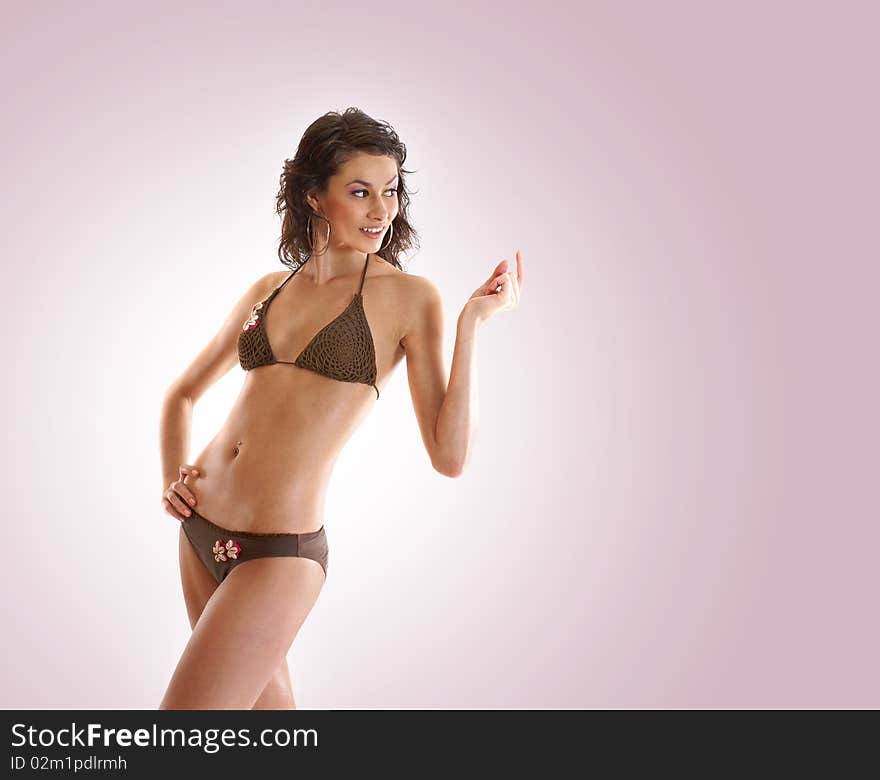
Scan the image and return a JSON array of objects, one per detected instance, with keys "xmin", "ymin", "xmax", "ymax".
[{"xmin": 212, "ymin": 539, "xmax": 242, "ymax": 562}]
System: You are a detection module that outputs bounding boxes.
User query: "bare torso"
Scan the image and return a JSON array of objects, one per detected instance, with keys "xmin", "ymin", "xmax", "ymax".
[{"xmin": 184, "ymin": 256, "xmax": 409, "ymax": 534}]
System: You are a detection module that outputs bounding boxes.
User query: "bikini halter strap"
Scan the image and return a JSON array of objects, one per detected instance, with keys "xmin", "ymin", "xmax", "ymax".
[{"xmin": 358, "ymin": 254, "xmax": 370, "ymax": 295}]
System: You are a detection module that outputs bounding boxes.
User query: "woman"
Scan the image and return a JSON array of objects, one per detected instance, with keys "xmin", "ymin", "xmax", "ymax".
[{"xmin": 157, "ymin": 108, "xmax": 523, "ymax": 709}]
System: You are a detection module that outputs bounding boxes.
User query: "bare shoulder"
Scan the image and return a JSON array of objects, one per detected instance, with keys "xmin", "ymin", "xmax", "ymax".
[
  {"xmin": 396, "ymin": 270, "xmax": 440, "ymax": 304},
  {"xmin": 269, "ymin": 268, "xmax": 291, "ymax": 288},
  {"xmin": 388, "ymin": 269, "xmax": 442, "ymax": 344},
  {"xmin": 249, "ymin": 268, "xmax": 290, "ymax": 299}
]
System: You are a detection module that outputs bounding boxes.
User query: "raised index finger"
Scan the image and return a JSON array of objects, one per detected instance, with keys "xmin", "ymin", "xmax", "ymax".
[{"xmin": 515, "ymin": 249, "xmax": 524, "ymax": 285}]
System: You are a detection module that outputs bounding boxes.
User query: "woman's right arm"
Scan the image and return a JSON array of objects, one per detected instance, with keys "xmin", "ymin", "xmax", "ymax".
[
  {"xmin": 159, "ymin": 390, "xmax": 195, "ymax": 495},
  {"xmin": 158, "ymin": 270, "xmax": 285, "ymax": 496}
]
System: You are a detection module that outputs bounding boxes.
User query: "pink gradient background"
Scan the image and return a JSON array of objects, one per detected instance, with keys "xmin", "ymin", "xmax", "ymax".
[{"xmin": 2, "ymin": 1, "xmax": 877, "ymax": 709}]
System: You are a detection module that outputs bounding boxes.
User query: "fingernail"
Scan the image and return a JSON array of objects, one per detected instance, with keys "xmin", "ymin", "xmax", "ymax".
[{"xmin": 189, "ymin": 498, "xmax": 195, "ymax": 505}]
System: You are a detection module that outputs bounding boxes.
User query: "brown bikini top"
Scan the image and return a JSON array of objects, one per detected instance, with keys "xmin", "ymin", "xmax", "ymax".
[{"xmin": 237, "ymin": 254, "xmax": 379, "ymax": 399}]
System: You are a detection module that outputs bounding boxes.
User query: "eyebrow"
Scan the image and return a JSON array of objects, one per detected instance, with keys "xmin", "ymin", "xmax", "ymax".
[{"xmin": 346, "ymin": 175, "xmax": 399, "ymax": 187}]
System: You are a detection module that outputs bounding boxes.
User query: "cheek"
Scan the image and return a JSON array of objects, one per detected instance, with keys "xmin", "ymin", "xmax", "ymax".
[
  {"xmin": 326, "ymin": 200, "xmax": 359, "ymax": 225},
  {"xmin": 344, "ymin": 200, "xmax": 366, "ymax": 222}
]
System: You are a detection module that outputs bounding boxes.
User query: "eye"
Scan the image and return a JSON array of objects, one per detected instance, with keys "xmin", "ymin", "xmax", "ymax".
[{"xmin": 352, "ymin": 188, "xmax": 398, "ymax": 198}]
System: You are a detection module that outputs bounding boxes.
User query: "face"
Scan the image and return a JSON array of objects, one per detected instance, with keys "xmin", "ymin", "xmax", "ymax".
[{"xmin": 307, "ymin": 152, "xmax": 400, "ymax": 251}]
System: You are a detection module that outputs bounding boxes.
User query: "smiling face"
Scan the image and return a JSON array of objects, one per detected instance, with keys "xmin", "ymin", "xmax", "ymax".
[{"xmin": 306, "ymin": 152, "xmax": 400, "ymax": 252}]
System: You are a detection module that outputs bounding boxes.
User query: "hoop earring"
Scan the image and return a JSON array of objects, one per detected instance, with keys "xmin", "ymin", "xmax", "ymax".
[
  {"xmin": 379, "ymin": 220, "xmax": 394, "ymax": 251},
  {"xmin": 307, "ymin": 214, "xmax": 331, "ymax": 255}
]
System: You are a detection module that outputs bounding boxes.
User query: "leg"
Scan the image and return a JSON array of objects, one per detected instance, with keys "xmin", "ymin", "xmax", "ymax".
[
  {"xmin": 178, "ymin": 525, "xmax": 220, "ymax": 630},
  {"xmin": 252, "ymin": 657, "xmax": 296, "ymax": 710},
  {"xmin": 160, "ymin": 554, "xmax": 325, "ymax": 709},
  {"xmin": 174, "ymin": 524, "xmax": 309, "ymax": 709}
]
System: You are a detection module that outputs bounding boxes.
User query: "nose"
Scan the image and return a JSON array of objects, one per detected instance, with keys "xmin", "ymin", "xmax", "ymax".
[{"xmin": 366, "ymin": 194, "xmax": 390, "ymax": 219}]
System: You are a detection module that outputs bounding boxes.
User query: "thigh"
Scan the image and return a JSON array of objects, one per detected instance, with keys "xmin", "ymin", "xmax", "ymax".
[
  {"xmin": 161, "ymin": 555, "xmax": 325, "ymax": 710},
  {"xmin": 178, "ymin": 525, "xmax": 219, "ymax": 629},
  {"xmin": 177, "ymin": 526, "xmax": 294, "ymax": 706}
]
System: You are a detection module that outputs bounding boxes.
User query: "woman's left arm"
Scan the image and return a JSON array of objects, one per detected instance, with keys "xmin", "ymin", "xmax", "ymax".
[{"xmin": 402, "ymin": 250, "xmax": 524, "ymax": 477}]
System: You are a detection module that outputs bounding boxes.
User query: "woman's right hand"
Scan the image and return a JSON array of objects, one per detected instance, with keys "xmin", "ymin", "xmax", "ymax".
[{"xmin": 162, "ymin": 465, "xmax": 199, "ymax": 522}]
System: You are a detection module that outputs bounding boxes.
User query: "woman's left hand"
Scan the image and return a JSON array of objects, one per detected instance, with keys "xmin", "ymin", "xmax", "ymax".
[{"xmin": 463, "ymin": 249, "xmax": 524, "ymax": 324}]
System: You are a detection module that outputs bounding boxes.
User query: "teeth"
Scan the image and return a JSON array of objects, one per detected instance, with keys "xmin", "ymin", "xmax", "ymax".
[{"xmin": 361, "ymin": 226, "xmax": 382, "ymax": 233}]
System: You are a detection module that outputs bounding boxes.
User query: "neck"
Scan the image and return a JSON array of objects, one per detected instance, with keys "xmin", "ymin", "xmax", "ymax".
[{"xmin": 303, "ymin": 243, "xmax": 369, "ymax": 287}]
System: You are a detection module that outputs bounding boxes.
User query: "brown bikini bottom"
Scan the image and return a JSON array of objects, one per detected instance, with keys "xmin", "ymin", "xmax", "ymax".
[{"xmin": 180, "ymin": 507, "xmax": 328, "ymax": 584}]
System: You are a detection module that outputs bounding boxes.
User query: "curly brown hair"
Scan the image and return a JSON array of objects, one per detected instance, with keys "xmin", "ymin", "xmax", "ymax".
[{"xmin": 275, "ymin": 107, "xmax": 420, "ymax": 272}]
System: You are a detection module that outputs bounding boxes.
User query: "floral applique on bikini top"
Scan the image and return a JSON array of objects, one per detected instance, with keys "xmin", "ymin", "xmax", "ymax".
[{"xmin": 237, "ymin": 254, "xmax": 380, "ymax": 399}]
